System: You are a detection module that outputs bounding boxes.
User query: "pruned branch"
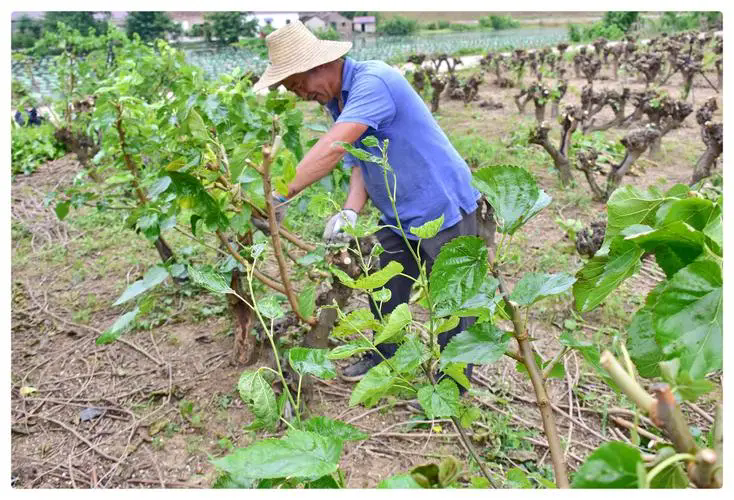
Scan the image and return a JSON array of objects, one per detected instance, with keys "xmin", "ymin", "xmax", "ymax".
[
  {"xmin": 600, "ymin": 351, "xmax": 721, "ymax": 488},
  {"xmin": 489, "ymin": 248, "xmax": 570, "ymax": 488},
  {"xmin": 261, "ymin": 136, "xmax": 317, "ymax": 326}
]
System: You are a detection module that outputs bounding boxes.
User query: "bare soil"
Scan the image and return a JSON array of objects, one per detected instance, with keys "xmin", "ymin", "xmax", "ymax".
[{"xmin": 10, "ymin": 54, "xmax": 722, "ymax": 489}]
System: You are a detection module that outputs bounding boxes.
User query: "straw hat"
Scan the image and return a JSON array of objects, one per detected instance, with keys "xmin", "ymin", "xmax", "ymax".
[{"xmin": 253, "ymin": 21, "xmax": 352, "ymax": 92}]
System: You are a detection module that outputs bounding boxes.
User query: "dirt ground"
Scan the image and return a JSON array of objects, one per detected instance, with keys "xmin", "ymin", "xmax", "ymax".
[{"xmin": 10, "ymin": 51, "xmax": 722, "ymax": 488}]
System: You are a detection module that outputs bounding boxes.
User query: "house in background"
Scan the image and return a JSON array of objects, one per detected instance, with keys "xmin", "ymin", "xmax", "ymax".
[
  {"xmin": 299, "ymin": 12, "xmax": 352, "ymax": 38},
  {"xmin": 253, "ymin": 12, "xmax": 299, "ymax": 29},
  {"xmin": 352, "ymin": 15, "xmax": 376, "ymax": 33},
  {"xmin": 167, "ymin": 11, "xmax": 207, "ymax": 32}
]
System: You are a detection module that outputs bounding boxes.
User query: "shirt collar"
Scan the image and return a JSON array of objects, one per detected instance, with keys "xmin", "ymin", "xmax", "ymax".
[
  {"xmin": 328, "ymin": 57, "xmax": 354, "ymax": 114},
  {"xmin": 340, "ymin": 57, "xmax": 355, "ymax": 94}
]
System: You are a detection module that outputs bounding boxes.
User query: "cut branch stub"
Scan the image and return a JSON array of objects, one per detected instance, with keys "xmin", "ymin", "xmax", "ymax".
[
  {"xmin": 575, "ymin": 149, "xmax": 600, "ymax": 172},
  {"xmin": 575, "ymin": 219, "xmax": 606, "ymax": 258},
  {"xmin": 407, "ymin": 53, "xmax": 426, "ymax": 66},
  {"xmin": 528, "ymin": 122, "xmax": 551, "ymax": 145},
  {"xmin": 621, "ymin": 126, "xmax": 661, "ymax": 155},
  {"xmin": 695, "ymin": 97, "xmax": 718, "ymax": 127},
  {"xmin": 592, "ymin": 37, "xmax": 608, "ymax": 58}
]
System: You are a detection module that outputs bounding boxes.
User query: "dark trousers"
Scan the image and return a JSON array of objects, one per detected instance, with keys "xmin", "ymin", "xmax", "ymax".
[{"xmin": 369, "ymin": 207, "xmax": 478, "ymax": 384}]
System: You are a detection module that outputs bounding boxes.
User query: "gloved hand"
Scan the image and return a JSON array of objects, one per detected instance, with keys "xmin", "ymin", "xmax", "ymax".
[
  {"xmin": 323, "ymin": 209, "xmax": 358, "ymax": 244},
  {"xmin": 271, "ymin": 192, "xmax": 289, "ymax": 224}
]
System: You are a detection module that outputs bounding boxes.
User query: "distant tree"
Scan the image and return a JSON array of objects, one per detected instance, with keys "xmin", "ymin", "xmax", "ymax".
[
  {"xmin": 602, "ymin": 12, "xmax": 640, "ymax": 32},
  {"xmin": 16, "ymin": 16, "xmax": 43, "ymax": 37},
  {"xmin": 125, "ymin": 11, "xmax": 178, "ymax": 42},
  {"xmin": 44, "ymin": 11, "xmax": 109, "ymax": 35},
  {"xmin": 12, "ymin": 15, "xmax": 44, "ymax": 49},
  {"xmin": 378, "ymin": 16, "xmax": 418, "ymax": 36},
  {"xmin": 313, "ymin": 27, "xmax": 341, "ymax": 40},
  {"xmin": 204, "ymin": 12, "xmax": 258, "ymax": 45}
]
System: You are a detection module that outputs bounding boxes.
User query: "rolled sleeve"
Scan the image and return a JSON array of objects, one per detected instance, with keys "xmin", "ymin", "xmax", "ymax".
[
  {"xmin": 336, "ymin": 75, "xmax": 396, "ymax": 130},
  {"xmin": 342, "ymin": 153, "xmax": 359, "ymax": 168}
]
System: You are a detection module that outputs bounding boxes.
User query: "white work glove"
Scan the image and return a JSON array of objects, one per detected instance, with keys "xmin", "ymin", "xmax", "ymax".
[
  {"xmin": 323, "ymin": 209, "xmax": 358, "ymax": 244},
  {"xmin": 271, "ymin": 192, "xmax": 289, "ymax": 224}
]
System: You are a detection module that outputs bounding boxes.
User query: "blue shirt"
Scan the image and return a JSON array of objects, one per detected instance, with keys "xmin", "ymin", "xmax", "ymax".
[{"xmin": 326, "ymin": 57, "xmax": 479, "ymax": 238}]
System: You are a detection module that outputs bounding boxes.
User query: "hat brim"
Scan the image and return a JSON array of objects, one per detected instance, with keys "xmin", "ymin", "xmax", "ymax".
[{"xmin": 252, "ymin": 39, "xmax": 352, "ymax": 93}]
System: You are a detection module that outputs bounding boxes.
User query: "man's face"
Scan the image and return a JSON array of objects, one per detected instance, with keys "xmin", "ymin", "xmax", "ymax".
[{"xmin": 281, "ymin": 66, "xmax": 333, "ymax": 105}]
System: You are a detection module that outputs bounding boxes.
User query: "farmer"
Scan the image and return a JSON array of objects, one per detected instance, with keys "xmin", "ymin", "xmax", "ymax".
[{"xmin": 253, "ymin": 21, "xmax": 480, "ymax": 384}]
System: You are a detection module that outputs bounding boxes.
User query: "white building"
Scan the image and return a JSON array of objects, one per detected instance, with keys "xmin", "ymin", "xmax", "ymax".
[{"xmin": 353, "ymin": 16, "xmax": 376, "ymax": 33}]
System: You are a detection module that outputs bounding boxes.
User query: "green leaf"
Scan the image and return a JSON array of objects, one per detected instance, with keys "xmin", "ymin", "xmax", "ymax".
[
  {"xmin": 392, "ymin": 334, "xmax": 430, "ymax": 374},
  {"xmin": 298, "ymin": 284, "xmax": 316, "ymax": 319},
  {"xmin": 573, "ymin": 237, "xmax": 644, "ymax": 313},
  {"xmin": 329, "ymin": 266, "xmax": 355, "ymax": 288},
  {"xmin": 288, "ymin": 348, "xmax": 336, "ymax": 379},
  {"xmin": 664, "ymin": 364, "xmax": 715, "ymax": 402},
  {"xmin": 349, "ymin": 363, "xmax": 396, "ymax": 407},
  {"xmin": 510, "ymin": 272, "xmax": 576, "ymax": 306},
  {"xmin": 451, "ymin": 277, "xmax": 498, "ymax": 321},
  {"xmin": 147, "ymin": 175, "xmax": 172, "ymax": 199},
  {"xmin": 297, "ymin": 252, "xmax": 324, "ymax": 266},
  {"xmin": 416, "ymin": 379, "xmax": 460, "ymax": 418},
  {"xmin": 136, "ymin": 213, "xmax": 160, "ymax": 241},
  {"xmin": 371, "ymin": 288, "xmax": 392, "ymax": 303},
  {"xmin": 301, "ymin": 416, "xmax": 368, "ymax": 442},
  {"xmin": 626, "ymin": 301, "xmax": 664, "ymax": 379},
  {"xmin": 237, "ymin": 370, "xmax": 278, "ymax": 430},
  {"xmin": 304, "ymin": 475, "xmax": 340, "ymax": 488},
  {"xmin": 332, "ymin": 309, "xmax": 380, "ymax": 338},
  {"xmin": 374, "ymin": 303, "xmax": 412, "ymax": 345},
  {"xmin": 378, "ymin": 475, "xmax": 423, "ymax": 488},
  {"xmin": 187, "ymin": 265, "xmax": 234, "ymax": 294},
  {"xmin": 649, "ymin": 448, "xmax": 689, "ymax": 488},
  {"xmin": 361, "ymin": 136, "xmax": 379, "ymax": 148},
  {"xmin": 458, "ymin": 404, "xmax": 481, "ymax": 427},
  {"xmin": 519, "ymin": 189, "xmax": 552, "ymax": 226},
  {"xmin": 656, "ymin": 197, "xmax": 718, "ymax": 231},
  {"xmin": 113, "ymin": 265, "xmax": 169, "ymax": 305},
  {"xmin": 352, "ymin": 261, "xmax": 404, "ymax": 290},
  {"xmin": 472, "ymin": 165, "xmax": 539, "ymax": 234},
  {"xmin": 438, "ymin": 456, "xmax": 462, "ymax": 486},
  {"xmin": 409, "ymin": 215, "xmax": 444, "ymax": 239},
  {"xmin": 96, "ymin": 307, "xmax": 140, "ymax": 345},
  {"xmin": 625, "ymin": 222, "xmax": 706, "ymax": 277},
  {"xmin": 190, "ymin": 214, "xmax": 202, "ymax": 237},
  {"xmin": 702, "ymin": 217, "xmax": 722, "ymax": 255},
  {"xmin": 435, "ymin": 316, "xmax": 460, "ymax": 335},
  {"xmin": 187, "ymin": 109, "xmax": 210, "ymax": 142},
  {"xmin": 103, "ymin": 172, "xmax": 135, "ymax": 186},
  {"xmin": 440, "ymin": 322, "xmax": 512, "ymax": 368},
  {"xmin": 571, "ymin": 442, "xmax": 643, "ymax": 488},
  {"xmin": 211, "ymin": 429, "xmax": 342, "ymax": 480},
  {"xmin": 603, "ymin": 185, "xmax": 673, "ymax": 254},
  {"xmin": 443, "ymin": 363, "xmax": 471, "ymax": 389},
  {"xmin": 338, "ymin": 142, "xmax": 382, "ymax": 163},
  {"xmin": 328, "ymin": 338, "xmax": 372, "ymax": 360},
  {"xmin": 654, "ymin": 257, "xmax": 722, "ymax": 379},
  {"xmin": 54, "ymin": 201, "xmax": 70, "ymax": 220},
  {"xmin": 168, "ymin": 171, "xmax": 228, "ymax": 230},
  {"xmin": 258, "ymin": 296, "xmax": 284, "ymax": 320},
  {"xmin": 229, "ymin": 206, "xmax": 252, "ymax": 235},
  {"xmin": 470, "ymin": 477, "xmax": 491, "ymax": 488},
  {"xmin": 429, "ymin": 236, "xmax": 489, "ymax": 318},
  {"xmin": 506, "ymin": 467, "xmax": 533, "ymax": 488},
  {"xmin": 211, "ymin": 472, "xmax": 255, "ymax": 489}
]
